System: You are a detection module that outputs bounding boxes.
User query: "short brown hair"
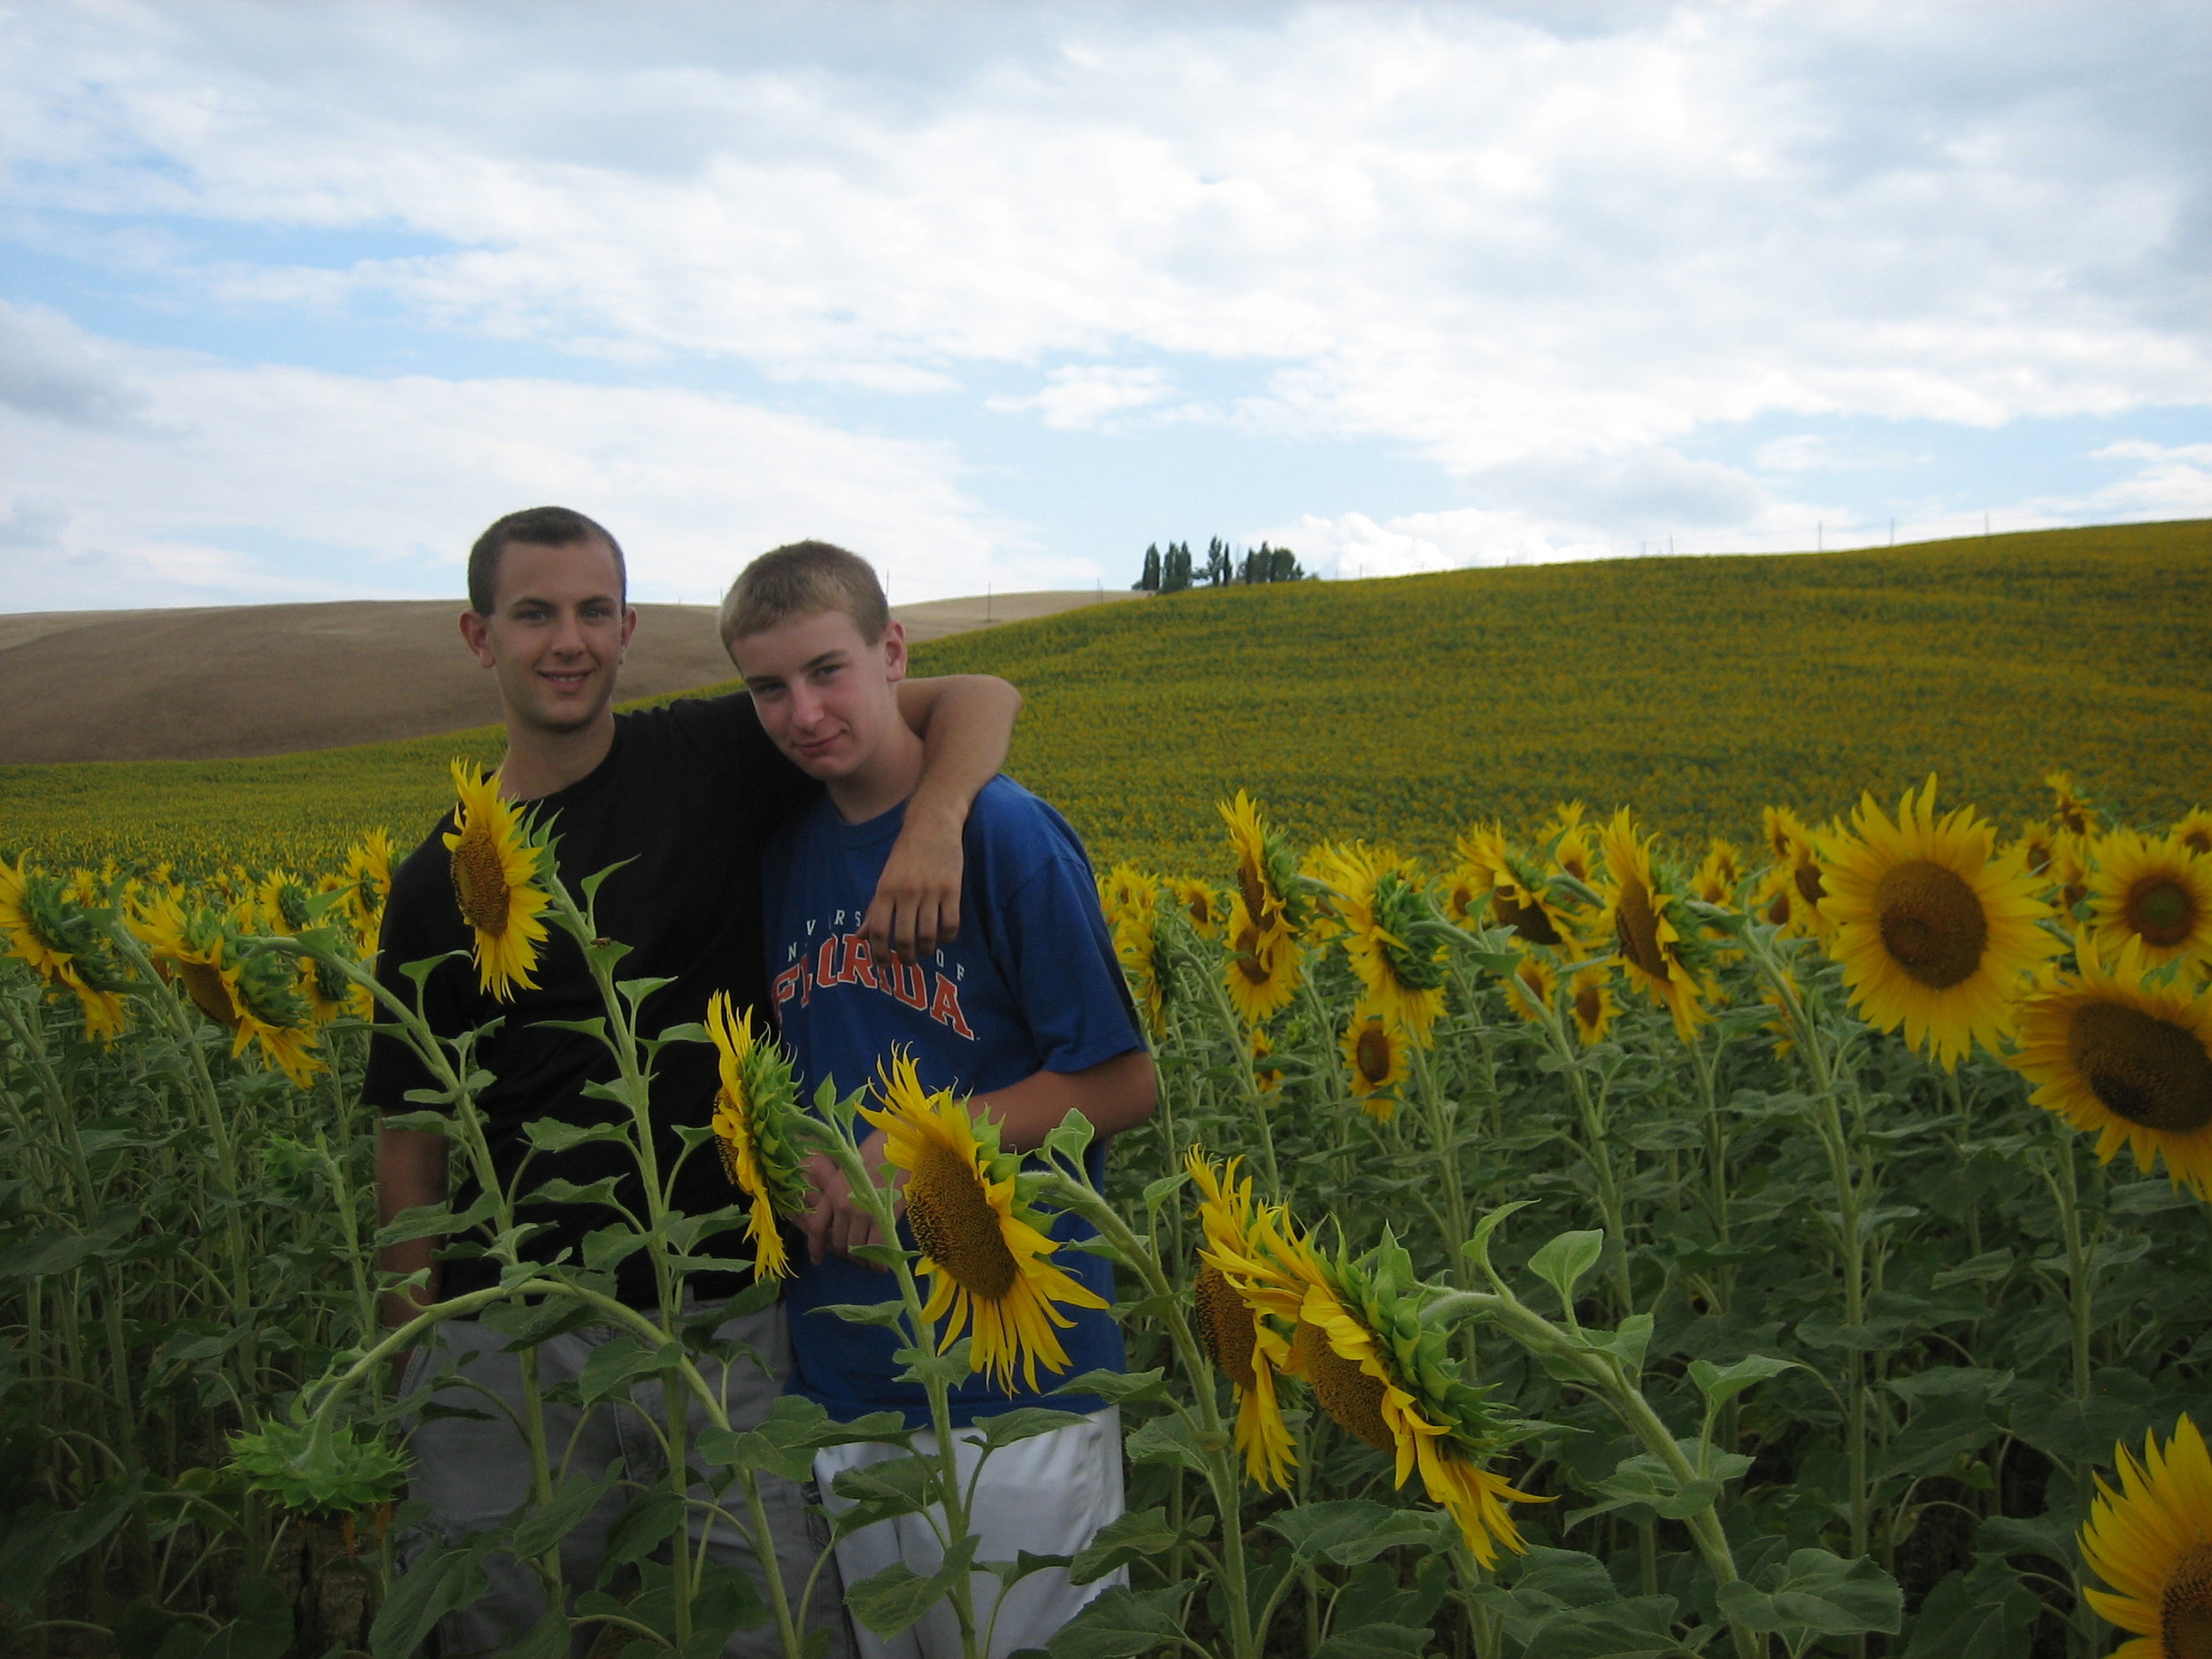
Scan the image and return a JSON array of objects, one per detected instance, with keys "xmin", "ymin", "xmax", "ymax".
[
  {"xmin": 720, "ymin": 540, "xmax": 889, "ymax": 648},
  {"xmin": 467, "ymin": 506, "xmax": 626, "ymax": 615}
]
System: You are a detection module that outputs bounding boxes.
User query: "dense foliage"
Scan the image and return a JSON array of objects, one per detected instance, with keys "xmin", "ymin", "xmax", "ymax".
[{"xmin": 3, "ymin": 768, "xmax": 2209, "ymax": 1656}]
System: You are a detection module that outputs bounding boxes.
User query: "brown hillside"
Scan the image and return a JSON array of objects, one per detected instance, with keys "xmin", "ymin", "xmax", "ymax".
[{"xmin": 0, "ymin": 588, "xmax": 1143, "ymax": 764}]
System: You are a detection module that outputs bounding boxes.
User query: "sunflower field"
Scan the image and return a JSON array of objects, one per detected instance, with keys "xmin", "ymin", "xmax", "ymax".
[{"xmin": 5, "ymin": 759, "xmax": 2212, "ymax": 1659}]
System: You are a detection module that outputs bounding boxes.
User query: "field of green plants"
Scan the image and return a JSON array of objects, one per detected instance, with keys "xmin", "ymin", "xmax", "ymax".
[
  {"xmin": 2, "ymin": 520, "xmax": 2206, "ymax": 874},
  {"xmin": 4, "ymin": 747, "xmax": 2211, "ymax": 1657}
]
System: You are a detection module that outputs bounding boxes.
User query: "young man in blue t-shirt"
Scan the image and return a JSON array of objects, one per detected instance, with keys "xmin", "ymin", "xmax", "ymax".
[{"xmin": 720, "ymin": 541, "xmax": 1157, "ymax": 1659}]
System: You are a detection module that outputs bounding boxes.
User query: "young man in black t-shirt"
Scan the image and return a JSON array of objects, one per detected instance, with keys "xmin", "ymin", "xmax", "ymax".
[{"xmin": 366, "ymin": 507, "xmax": 1019, "ymax": 1658}]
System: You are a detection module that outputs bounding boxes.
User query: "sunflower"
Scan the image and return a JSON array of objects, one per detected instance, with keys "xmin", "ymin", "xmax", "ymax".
[
  {"xmin": 2052, "ymin": 832, "xmax": 2095, "ymax": 920},
  {"xmin": 1597, "ymin": 810, "xmax": 1709, "ymax": 1041},
  {"xmin": 1817, "ymin": 779, "xmax": 2057, "ymax": 1071},
  {"xmin": 860, "ymin": 1055, "xmax": 1108, "ymax": 1392},
  {"xmin": 134, "ymin": 891, "xmax": 323, "ymax": 1087},
  {"xmin": 2088, "ymin": 831, "xmax": 2212, "ymax": 975},
  {"xmin": 0, "ymin": 855, "xmax": 132, "ymax": 1041},
  {"xmin": 2048, "ymin": 771, "xmax": 2100, "ymax": 839},
  {"xmin": 1186, "ymin": 1149, "xmax": 1295, "ymax": 1490},
  {"xmin": 2009, "ymin": 934, "xmax": 2212, "ymax": 1199},
  {"xmin": 1250, "ymin": 1217, "xmax": 1543, "ymax": 1567},
  {"xmin": 1223, "ymin": 896, "xmax": 1302, "ymax": 1027},
  {"xmin": 1486, "ymin": 841, "xmax": 1580, "ymax": 954},
  {"xmin": 704, "ymin": 991, "xmax": 812, "ymax": 1279},
  {"xmin": 1100, "ymin": 864, "xmax": 1167, "ymax": 1039},
  {"xmin": 1340, "ymin": 1001, "xmax": 1408, "ymax": 1119},
  {"xmin": 2177, "ymin": 810, "xmax": 2212, "ymax": 863},
  {"xmin": 1249, "ymin": 1027, "xmax": 1285, "ymax": 1095},
  {"xmin": 1763, "ymin": 805, "xmax": 1812, "ymax": 864},
  {"xmin": 2017, "ymin": 819, "xmax": 2060, "ymax": 878},
  {"xmin": 443, "ymin": 760, "xmax": 553, "ymax": 1001},
  {"xmin": 1438, "ymin": 862, "xmax": 1490, "ymax": 928},
  {"xmin": 1567, "ymin": 965, "xmax": 1617, "ymax": 1048},
  {"xmin": 341, "ymin": 829, "xmax": 396, "ymax": 928},
  {"xmin": 1502, "ymin": 949, "xmax": 1557, "ymax": 1025},
  {"xmin": 1692, "ymin": 840, "xmax": 1745, "ymax": 907},
  {"xmin": 2078, "ymin": 1414, "xmax": 2212, "ymax": 1657},
  {"xmin": 1220, "ymin": 790, "xmax": 1310, "ymax": 941},
  {"xmin": 1167, "ymin": 876, "xmax": 1226, "ymax": 939},
  {"xmin": 1540, "ymin": 802, "xmax": 1597, "ymax": 886},
  {"xmin": 1316, "ymin": 844, "xmax": 1448, "ymax": 1043}
]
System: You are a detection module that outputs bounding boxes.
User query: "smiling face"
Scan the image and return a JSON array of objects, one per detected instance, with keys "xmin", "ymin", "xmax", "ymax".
[
  {"xmin": 730, "ymin": 606, "xmax": 909, "ymax": 792},
  {"xmin": 458, "ymin": 536, "xmax": 637, "ymax": 739}
]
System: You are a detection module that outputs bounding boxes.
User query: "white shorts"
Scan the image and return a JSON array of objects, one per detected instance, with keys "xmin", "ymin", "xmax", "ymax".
[{"xmin": 813, "ymin": 1405, "xmax": 1126, "ymax": 1659}]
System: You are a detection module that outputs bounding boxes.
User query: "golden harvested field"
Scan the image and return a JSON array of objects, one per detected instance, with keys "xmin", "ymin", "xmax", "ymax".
[{"xmin": 2, "ymin": 518, "xmax": 2205, "ymax": 873}]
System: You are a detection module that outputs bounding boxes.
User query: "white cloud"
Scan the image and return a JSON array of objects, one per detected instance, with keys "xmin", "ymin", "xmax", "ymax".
[
  {"xmin": 0, "ymin": 301, "xmax": 149, "ymax": 428},
  {"xmin": 0, "ymin": 328, "xmax": 1050, "ymax": 611},
  {"xmin": 987, "ymin": 365, "xmax": 1177, "ymax": 431},
  {"xmin": 5, "ymin": 3, "xmax": 2207, "ymax": 476}
]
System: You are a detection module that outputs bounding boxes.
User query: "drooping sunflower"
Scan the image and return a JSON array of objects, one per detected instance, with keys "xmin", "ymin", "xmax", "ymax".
[
  {"xmin": 1566, "ymin": 965, "xmax": 1617, "ymax": 1048},
  {"xmin": 1167, "ymin": 876, "xmax": 1226, "ymax": 939},
  {"xmin": 1222, "ymin": 896, "xmax": 1302, "ymax": 1028},
  {"xmin": 1817, "ymin": 779, "xmax": 2057, "ymax": 1071},
  {"xmin": 1502, "ymin": 948, "xmax": 1557, "ymax": 1026},
  {"xmin": 2008, "ymin": 934, "xmax": 2212, "ymax": 1199},
  {"xmin": 1186, "ymin": 1149, "xmax": 1295, "ymax": 1490},
  {"xmin": 1438, "ymin": 861, "xmax": 1490, "ymax": 928},
  {"xmin": 1249, "ymin": 1026, "xmax": 1285, "ymax": 1096},
  {"xmin": 1250, "ymin": 1217, "xmax": 1544, "ymax": 1567},
  {"xmin": 1100, "ymin": 864, "xmax": 1168, "ymax": 1038},
  {"xmin": 1540, "ymin": 802, "xmax": 1597, "ymax": 887},
  {"xmin": 2017, "ymin": 819, "xmax": 2060, "ymax": 878},
  {"xmin": 1220, "ymin": 790, "xmax": 1310, "ymax": 942},
  {"xmin": 1486, "ymin": 841, "xmax": 1580, "ymax": 953},
  {"xmin": 704, "ymin": 990, "xmax": 813, "ymax": 1279},
  {"xmin": 135, "ymin": 892, "xmax": 323, "ymax": 1087},
  {"xmin": 2087, "ymin": 830, "xmax": 2212, "ymax": 975},
  {"xmin": 341, "ymin": 828, "xmax": 396, "ymax": 929},
  {"xmin": 1340, "ymin": 1000, "xmax": 1408, "ymax": 1119},
  {"xmin": 1316, "ymin": 844, "xmax": 1448, "ymax": 1043},
  {"xmin": 2048, "ymin": 771, "xmax": 2100, "ymax": 839},
  {"xmin": 1597, "ymin": 810, "xmax": 1709, "ymax": 1042},
  {"xmin": 861, "ymin": 1054, "xmax": 1108, "ymax": 1392},
  {"xmin": 2078, "ymin": 1413, "xmax": 2212, "ymax": 1657},
  {"xmin": 2176, "ymin": 810, "xmax": 2212, "ymax": 863},
  {"xmin": 1763, "ymin": 804, "xmax": 1812, "ymax": 864},
  {"xmin": 2052, "ymin": 832, "xmax": 2095, "ymax": 920},
  {"xmin": 0, "ymin": 855, "xmax": 132, "ymax": 1041},
  {"xmin": 1692, "ymin": 839, "xmax": 1745, "ymax": 907},
  {"xmin": 443, "ymin": 760, "xmax": 553, "ymax": 1001}
]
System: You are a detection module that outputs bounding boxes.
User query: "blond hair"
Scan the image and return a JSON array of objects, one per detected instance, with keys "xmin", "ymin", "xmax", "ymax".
[{"xmin": 720, "ymin": 540, "xmax": 890, "ymax": 648}]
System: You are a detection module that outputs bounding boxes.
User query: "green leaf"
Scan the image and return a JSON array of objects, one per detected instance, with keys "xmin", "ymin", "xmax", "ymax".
[
  {"xmin": 1263, "ymin": 1500, "xmax": 1452, "ymax": 1566},
  {"xmin": 371, "ymin": 1194, "xmax": 495, "ymax": 1248},
  {"xmin": 1053, "ymin": 1368, "xmax": 1167, "ymax": 1405},
  {"xmin": 0, "ymin": 1473, "xmax": 146, "ymax": 1610},
  {"xmin": 509, "ymin": 1463, "xmax": 626, "ymax": 1560},
  {"xmin": 0, "ymin": 1208, "xmax": 136, "ymax": 1277},
  {"xmin": 597, "ymin": 1488, "xmax": 686, "ymax": 1585},
  {"xmin": 830, "ymin": 1455, "xmax": 942, "ymax": 1537},
  {"xmin": 1462, "ymin": 1199, "xmax": 1537, "ymax": 1271},
  {"xmin": 1067, "ymin": 1507, "xmax": 1213, "ymax": 1586},
  {"xmin": 1311, "ymin": 1624, "xmax": 1432, "ymax": 1659},
  {"xmin": 576, "ymin": 1336, "xmax": 683, "ymax": 1407},
  {"xmin": 1041, "ymin": 1111, "xmax": 1096, "ymax": 1164},
  {"xmin": 1568, "ymin": 1447, "xmax": 1748, "ymax": 1526},
  {"xmin": 811, "ymin": 1299, "xmax": 910, "ymax": 1330},
  {"xmin": 1582, "ymin": 1312, "xmax": 1653, "ymax": 1375},
  {"xmin": 1901, "ymin": 1559, "xmax": 2040, "ymax": 1658},
  {"xmin": 518, "ymin": 1118, "xmax": 631, "ymax": 1154},
  {"xmin": 370, "ymin": 1541, "xmax": 494, "ymax": 1659},
  {"xmin": 960, "ymin": 1408, "xmax": 1092, "ymax": 1452},
  {"xmin": 1520, "ymin": 1596, "xmax": 1696, "ymax": 1658},
  {"xmin": 1123, "ymin": 1412, "xmax": 1210, "ymax": 1472},
  {"xmin": 1041, "ymin": 1583, "xmax": 1193, "ymax": 1659},
  {"xmin": 1686, "ymin": 1354, "xmax": 1797, "ymax": 1409},
  {"xmin": 843, "ymin": 1532, "xmax": 979, "ymax": 1636},
  {"xmin": 1716, "ymin": 1549, "xmax": 1901, "ymax": 1640},
  {"xmin": 1527, "ymin": 1228, "xmax": 1605, "ymax": 1311}
]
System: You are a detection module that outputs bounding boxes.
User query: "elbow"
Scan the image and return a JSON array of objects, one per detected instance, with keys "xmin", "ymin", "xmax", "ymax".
[{"xmin": 1113, "ymin": 1049, "xmax": 1158, "ymax": 1133}]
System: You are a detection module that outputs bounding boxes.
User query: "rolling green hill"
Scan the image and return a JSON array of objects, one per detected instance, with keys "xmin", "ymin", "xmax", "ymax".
[{"xmin": 4, "ymin": 518, "xmax": 2207, "ymax": 877}]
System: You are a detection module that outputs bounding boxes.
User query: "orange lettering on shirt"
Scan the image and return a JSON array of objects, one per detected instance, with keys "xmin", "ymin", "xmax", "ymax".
[
  {"xmin": 926, "ymin": 972, "xmax": 976, "ymax": 1039},
  {"xmin": 841, "ymin": 932, "xmax": 881, "ymax": 991}
]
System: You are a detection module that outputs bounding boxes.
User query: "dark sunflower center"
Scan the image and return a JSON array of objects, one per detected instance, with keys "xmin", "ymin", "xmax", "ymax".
[
  {"xmin": 1871, "ymin": 860, "xmax": 1986, "ymax": 988},
  {"xmin": 1232, "ymin": 926, "xmax": 1273, "ymax": 986},
  {"xmin": 906, "ymin": 1139, "xmax": 1018, "ymax": 1300},
  {"xmin": 1766, "ymin": 890, "xmax": 1793, "ymax": 926},
  {"xmin": 1237, "ymin": 859, "xmax": 1268, "ymax": 928},
  {"xmin": 2127, "ymin": 877, "xmax": 2198, "ymax": 948},
  {"xmin": 177, "ymin": 960, "xmax": 241, "ymax": 1031},
  {"xmin": 1615, "ymin": 879, "xmax": 1670, "ymax": 980},
  {"xmin": 1793, "ymin": 858, "xmax": 1825, "ymax": 908},
  {"xmin": 1294, "ymin": 1319, "xmax": 1394, "ymax": 1452},
  {"xmin": 449, "ymin": 827, "xmax": 512, "ymax": 936},
  {"xmin": 1193, "ymin": 1265, "xmax": 1257, "ymax": 1389},
  {"xmin": 2161, "ymin": 1540, "xmax": 2212, "ymax": 1659},
  {"xmin": 2067, "ymin": 1001, "xmax": 2212, "ymax": 1133},
  {"xmin": 1494, "ymin": 888, "xmax": 1563, "ymax": 948},
  {"xmin": 1574, "ymin": 979, "xmax": 1603, "ymax": 1030},
  {"xmin": 1355, "ymin": 1024, "xmax": 1394, "ymax": 1087},
  {"xmin": 2185, "ymin": 830, "xmax": 2212, "ymax": 858}
]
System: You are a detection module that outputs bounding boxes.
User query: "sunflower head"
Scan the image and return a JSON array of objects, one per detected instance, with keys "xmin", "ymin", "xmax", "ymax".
[
  {"xmin": 442, "ymin": 760, "xmax": 555, "ymax": 1001},
  {"xmin": 1540, "ymin": 803, "xmax": 1596, "ymax": 885},
  {"xmin": 2176, "ymin": 809, "xmax": 2212, "ymax": 863},
  {"xmin": 2078, "ymin": 1414, "xmax": 2212, "ymax": 1656},
  {"xmin": 1817, "ymin": 778, "xmax": 2057, "ymax": 1070},
  {"xmin": 1763, "ymin": 804, "xmax": 1811, "ymax": 864},
  {"xmin": 1340, "ymin": 1000, "xmax": 1408, "ymax": 1118},
  {"xmin": 0, "ymin": 855, "xmax": 134, "ymax": 1040},
  {"xmin": 1692, "ymin": 839, "xmax": 1744, "ymax": 906},
  {"xmin": 1186, "ymin": 1148, "xmax": 1298, "ymax": 1489},
  {"xmin": 1222, "ymin": 895, "xmax": 1302, "ymax": 1028},
  {"xmin": 861, "ymin": 1055, "xmax": 1107, "ymax": 1392},
  {"xmin": 1100, "ymin": 866, "xmax": 1168, "ymax": 1039},
  {"xmin": 1597, "ymin": 810, "xmax": 1711, "ymax": 1041},
  {"xmin": 1567, "ymin": 965, "xmax": 1617, "ymax": 1048},
  {"xmin": 1316, "ymin": 844, "xmax": 1449, "ymax": 1041},
  {"xmin": 1167, "ymin": 876, "xmax": 1225, "ymax": 938},
  {"xmin": 1220, "ymin": 790, "xmax": 1311, "ymax": 939},
  {"xmin": 2087, "ymin": 829, "xmax": 2212, "ymax": 973},
  {"xmin": 705, "ymin": 991, "xmax": 812, "ymax": 1279},
  {"xmin": 1485, "ymin": 839, "xmax": 1578, "ymax": 953},
  {"xmin": 2047, "ymin": 771, "xmax": 2099, "ymax": 838},
  {"xmin": 2009, "ymin": 933, "xmax": 2212, "ymax": 1197},
  {"xmin": 2016, "ymin": 819, "xmax": 2059, "ymax": 877},
  {"xmin": 1502, "ymin": 948, "xmax": 1558, "ymax": 1025},
  {"xmin": 342, "ymin": 828, "xmax": 396, "ymax": 926}
]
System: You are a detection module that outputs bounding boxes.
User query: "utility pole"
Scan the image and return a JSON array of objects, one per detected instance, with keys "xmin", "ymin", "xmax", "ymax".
[{"xmin": 1889, "ymin": 517, "xmax": 1895, "ymax": 547}]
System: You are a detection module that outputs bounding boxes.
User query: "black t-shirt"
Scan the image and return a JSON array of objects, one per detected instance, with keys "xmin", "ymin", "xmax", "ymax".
[{"xmin": 363, "ymin": 694, "xmax": 819, "ymax": 1307}]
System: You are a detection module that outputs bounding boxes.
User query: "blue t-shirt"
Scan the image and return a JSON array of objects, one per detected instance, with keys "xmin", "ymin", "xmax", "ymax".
[{"xmin": 764, "ymin": 775, "xmax": 1144, "ymax": 1427}]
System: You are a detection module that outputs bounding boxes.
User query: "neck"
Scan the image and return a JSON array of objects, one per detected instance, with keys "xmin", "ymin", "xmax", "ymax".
[
  {"xmin": 826, "ymin": 722, "xmax": 926, "ymax": 824},
  {"xmin": 495, "ymin": 708, "xmax": 618, "ymax": 801}
]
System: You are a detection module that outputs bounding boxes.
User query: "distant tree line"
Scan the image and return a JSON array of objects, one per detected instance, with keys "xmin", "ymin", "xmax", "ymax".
[{"xmin": 1133, "ymin": 537, "xmax": 1308, "ymax": 592}]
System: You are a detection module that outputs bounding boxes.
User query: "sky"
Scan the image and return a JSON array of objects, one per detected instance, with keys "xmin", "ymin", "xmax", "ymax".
[{"xmin": 3, "ymin": 0, "xmax": 2208, "ymax": 611}]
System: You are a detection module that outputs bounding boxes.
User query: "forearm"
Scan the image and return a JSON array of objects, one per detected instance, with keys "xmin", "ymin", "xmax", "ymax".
[
  {"xmin": 897, "ymin": 674, "xmax": 1022, "ymax": 826},
  {"xmin": 376, "ymin": 1125, "xmax": 449, "ymax": 1328},
  {"xmin": 972, "ymin": 1049, "xmax": 1157, "ymax": 1151}
]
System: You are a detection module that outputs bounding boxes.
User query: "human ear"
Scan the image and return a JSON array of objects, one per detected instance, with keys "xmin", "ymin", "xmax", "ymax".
[
  {"xmin": 458, "ymin": 610, "xmax": 496, "ymax": 668},
  {"xmin": 881, "ymin": 619, "xmax": 910, "ymax": 683}
]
